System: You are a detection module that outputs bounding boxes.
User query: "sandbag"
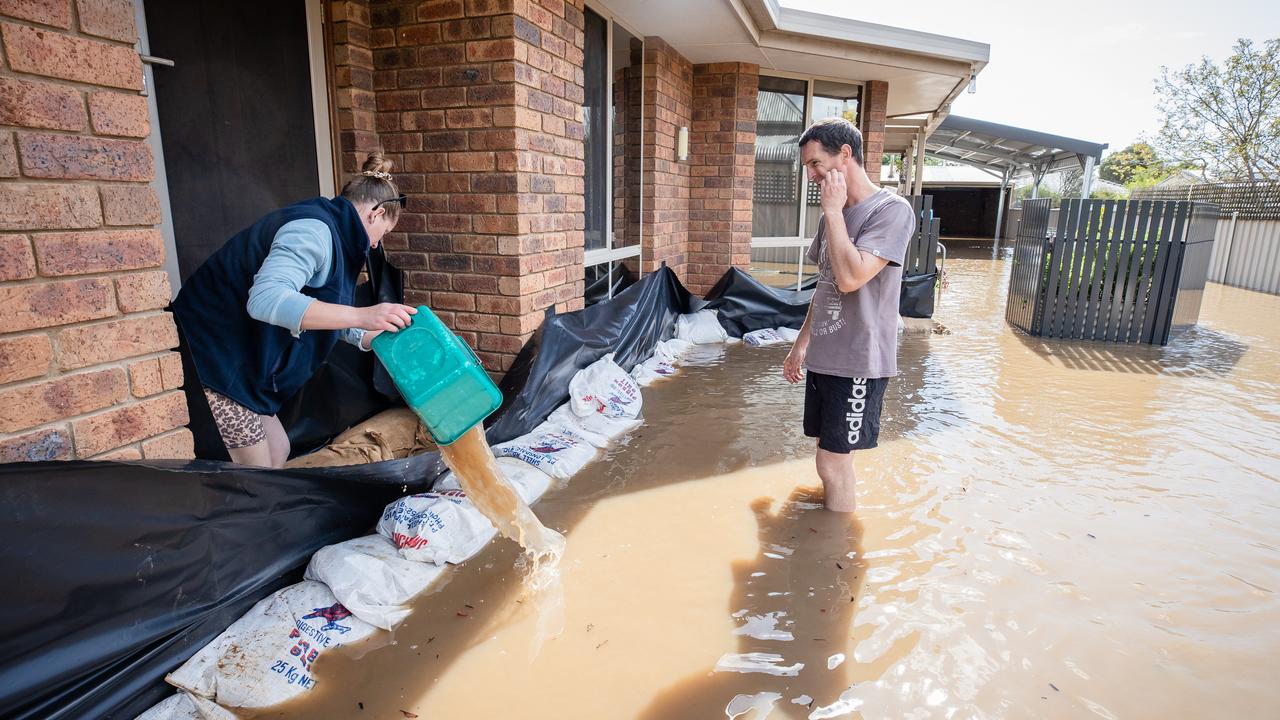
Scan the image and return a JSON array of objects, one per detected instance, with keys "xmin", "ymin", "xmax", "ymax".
[
  {"xmin": 376, "ymin": 490, "xmax": 497, "ymax": 566},
  {"xmin": 630, "ymin": 356, "xmax": 678, "ymax": 387},
  {"xmin": 165, "ymin": 582, "xmax": 377, "ymax": 712},
  {"xmin": 285, "ymin": 408, "xmax": 432, "ymax": 468},
  {"xmin": 743, "ymin": 328, "xmax": 787, "ymax": 347},
  {"xmin": 435, "ymin": 456, "xmax": 555, "ymax": 505},
  {"xmin": 491, "ymin": 422, "xmax": 600, "ymax": 480},
  {"xmin": 303, "ymin": 535, "xmax": 445, "ymax": 630},
  {"xmin": 652, "ymin": 338, "xmax": 695, "ymax": 362},
  {"xmin": 675, "ymin": 309, "xmax": 728, "ymax": 344},
  {"xmin": 899, "ymin": 271, "xmax": 936, "ymax": 319},
  {"xmin": 547, "ymin": 402, "xmax": 643, "ymax": 447},
  {"xmin": 134, "ymin": 692, "xmax": 234, "ymax": 720},
  {"xmin": 568, "ymin": 353, "xmax": 642, "ymax": 420}
]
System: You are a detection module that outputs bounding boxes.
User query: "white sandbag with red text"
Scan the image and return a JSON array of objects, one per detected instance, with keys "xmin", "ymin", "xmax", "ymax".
[
  {"xmin": 743, "ymin": 328, "xmax": 788, "ymax": 347},
  {"xmin": 491, "ymin": 421, "xmax": 600, "ymax": 480},
  {"xmin": 376, "ymin": 490, "xmax": 497, "ymax": 566},
  {"xmin": 303, "ymin": 534, "xmax": 446, "ymax": 630},
  {"xmin": 568, "ymin": 353, "xmax": 643, "ymax": 420},
  {"xmin": 547, "ymin": 402, "xmax": 642, "ymax": 446},
  {"xmin": 165, "ymin": 582, "xmax": 377, "ymax": 712},
  {"xmin": 631, "ymin": 355, "xmax": 678, "ymax": 387}
]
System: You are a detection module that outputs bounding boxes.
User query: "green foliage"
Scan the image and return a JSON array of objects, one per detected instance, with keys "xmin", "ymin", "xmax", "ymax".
[
  {"xmin": 1153, "ymin": 37, "xmax": 1280, "ymax": 182},
  {"xmin": 1101, "ymin": 142, "xmax": 1175, "ymax": 185}
]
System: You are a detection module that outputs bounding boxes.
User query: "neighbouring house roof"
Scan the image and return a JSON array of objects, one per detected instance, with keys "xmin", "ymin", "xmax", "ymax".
[{"xmin": 925, "ymin": 115, "xmax": 1108, "ymax": 179}]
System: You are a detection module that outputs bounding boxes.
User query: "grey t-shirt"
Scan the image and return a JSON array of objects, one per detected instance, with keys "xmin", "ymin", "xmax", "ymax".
[{"xmin": 804, "ymin": 189, "xmax": 916, "ymax": 379}]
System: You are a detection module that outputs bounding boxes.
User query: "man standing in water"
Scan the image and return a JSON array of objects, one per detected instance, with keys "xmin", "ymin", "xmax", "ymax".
[{"xmin": 783, "ymin": 118, "xmax": 916, "ymax": 512}]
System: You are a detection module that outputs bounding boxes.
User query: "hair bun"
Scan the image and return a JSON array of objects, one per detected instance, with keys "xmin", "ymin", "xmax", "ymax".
[{"xmin": 360, "ymin": 152, "xmax": 393, "ymax": 176}]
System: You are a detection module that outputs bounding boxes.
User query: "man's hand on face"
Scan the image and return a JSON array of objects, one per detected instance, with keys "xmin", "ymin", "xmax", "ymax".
[{"xmin": 819, "ymin": 166, "xmax": 847, "ymax": 214}]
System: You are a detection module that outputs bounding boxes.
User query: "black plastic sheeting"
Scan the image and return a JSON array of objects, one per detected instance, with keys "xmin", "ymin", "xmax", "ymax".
[
  {"xmin": 0, "ymin": 264, "xmax": 822, "ymax": 719},
  {"xmin": 899, "ymin": 272, "xmax": 937, "ymax": 319},
  {"xmin": 702, "ymin": 267, "xmax": 812, "ymax": 337}
]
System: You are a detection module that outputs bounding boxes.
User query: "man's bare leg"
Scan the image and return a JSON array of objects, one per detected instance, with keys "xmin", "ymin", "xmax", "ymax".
[{"xmin": 815, "ymin": 446, "xmax": 857, "ymax": 512}]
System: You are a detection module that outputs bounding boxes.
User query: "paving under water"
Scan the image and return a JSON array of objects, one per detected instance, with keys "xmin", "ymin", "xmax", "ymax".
[{"xmin": 263, "ymin": 248, "xmax": 1280, "ymax": 719}]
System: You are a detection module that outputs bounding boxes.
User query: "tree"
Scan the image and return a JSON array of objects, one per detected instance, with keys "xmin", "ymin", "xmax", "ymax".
[
  {"xmin": 1153, "ymin": 38, "xmax": 1280, "ymax": 183},
  {"xmin": 1100, "ymin": 142, "xmax": 1172, "ymax": 185}
]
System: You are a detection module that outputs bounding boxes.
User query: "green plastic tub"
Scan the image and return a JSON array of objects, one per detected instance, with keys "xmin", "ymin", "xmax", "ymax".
[{"xmin": 370, "ymin": 305, "xmax": 503, "ymax": 446}]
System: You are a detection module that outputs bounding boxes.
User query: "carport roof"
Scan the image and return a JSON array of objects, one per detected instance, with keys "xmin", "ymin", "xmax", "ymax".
[{"xmin": 924, "ymin": 115, "xmax": 1108, "ymax": 178}]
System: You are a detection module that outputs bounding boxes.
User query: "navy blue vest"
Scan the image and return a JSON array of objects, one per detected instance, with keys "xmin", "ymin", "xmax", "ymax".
[{"xmin": 172, "ymin": 197, "xmax": 369, "ymax": 415}]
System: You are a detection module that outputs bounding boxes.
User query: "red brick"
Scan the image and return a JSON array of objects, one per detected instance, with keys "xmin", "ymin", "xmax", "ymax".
[
  {"xmin": 416, "ymin": 0, "xmax": 464, "ymax": 21},
  {"xmin": 87, "ymin": 90, "xmax": 149, "ymax": 137},
  {"xmin": 157, "ymin": 350, "xmax": 182, "ymax": 389},
  {"xmin": 1, "ymin": 22, "xmax": 141, "ymax": 90},
  {"xmin": 127, "ymin": 356, "xmax": 163, "ymax": 396},
  {"xmin": 0, "ymin": 182, "xmax": 102, "ymax": 231},
  {"xmin": 0, "ymin": 133, "xmax": 17, "ymax": 177},
  {"xmin": 74, "ymin": 0, "xmax": 135, "ymax": 42},
  {"xmin": 0, "ymin": 233, "xmax": 36, "ymax": 280},
  {"xmin": 0, "ymin": 0, "xmax": 71, "ymax": 28},
  {"xmin": 141, "ymin": 427, "xmax": 194, "ymax": 459},
  {"xmin": 0, "ymin": 277, "xmax": 115, "ymax": 333},
  {"xmin": 18, "ymin": 132, "xmax": 153, "ymax": 180},
  {"xmin": 0, "ymin": 366, "xmax": 127, "ymax": 432},
  {"xmin": 0, "ymin": 425, "xmax": 73, "ymax": 462},
  {"xmin": 114, "ymin": 270, "xmax": 171, "ymax": 312},
  {"xmin": 92, "ymin": 445, "xmax": 141, "ymax": 461},
  {"xmin": 0, "ymin": 76, "xmax": 87, "ymax": 131},
  {"xmin": 99, "ymin": 184, "xmax": 160, "ymax": 225},
  {"xmin": 0, "ymin": 332, "xmax": 52, "ymax": 383},
  {"xmin": 72, "ymin": 390, "xmax": 187, "ymax": 456},
  {"xmin": 32, "ymin": 228, "xmax": 163, "ymax": 276},
  {"xmin": 55, "ymin": 313, "xmax": 177, "ymax": 369},
  {"xmin": 448, "ymin": 151, "xmax": 494, "ymax": 171}
]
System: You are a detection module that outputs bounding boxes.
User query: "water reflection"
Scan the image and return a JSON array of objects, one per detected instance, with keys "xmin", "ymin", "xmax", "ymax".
[{"xmin": 637, "ymin": 490, "xmax": 865, "ymax": 719}]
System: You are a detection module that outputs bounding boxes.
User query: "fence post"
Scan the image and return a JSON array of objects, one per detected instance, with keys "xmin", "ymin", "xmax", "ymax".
[{"xmin": 1221, "ymin": 211, "xmax": 1240, "ymax": 285}]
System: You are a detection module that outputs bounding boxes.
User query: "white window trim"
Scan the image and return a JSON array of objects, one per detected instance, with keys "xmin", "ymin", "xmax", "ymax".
[
  {"xmin": 306, "ymin": 0, "xmax": 336, "ymax": 197},
  {"xmin": 583, "ymin": 2, "xmax": 644, "ymax": 301},
  {"xmin": 751, "ymin": 73, "xmax": 865, "ymax": 249},
  {"xmin": 584, "ymin": 244, "xmax": 641, "ymax": 265}
]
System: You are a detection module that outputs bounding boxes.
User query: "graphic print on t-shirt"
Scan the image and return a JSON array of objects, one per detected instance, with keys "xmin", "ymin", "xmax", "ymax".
[{"xmin": 813, "ymin": 275, "xmax": 845, "ymax": 337}]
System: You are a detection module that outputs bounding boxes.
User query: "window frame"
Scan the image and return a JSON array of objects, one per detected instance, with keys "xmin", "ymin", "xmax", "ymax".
[
  {"xmin": 751, "ymin": 73, "xmax": 864, "ymax": 289},
  {"xmin": 582, "ymin": 3, "xmax": 644, "ymax": 300}
]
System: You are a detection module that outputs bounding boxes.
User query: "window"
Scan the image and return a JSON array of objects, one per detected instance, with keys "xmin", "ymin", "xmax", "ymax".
[
  {"xmin": 582, "ymin": 6, "xmax": 643, "ymax": 304},
  {"xmin": 749, "ymin": 75, "xmax": 861, "ymax": 289}
]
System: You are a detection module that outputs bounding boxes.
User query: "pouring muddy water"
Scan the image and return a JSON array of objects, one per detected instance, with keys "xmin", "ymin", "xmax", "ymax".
[{"xmin": 371, "ymin": 308, "xmax": 566, "ymax": 648}]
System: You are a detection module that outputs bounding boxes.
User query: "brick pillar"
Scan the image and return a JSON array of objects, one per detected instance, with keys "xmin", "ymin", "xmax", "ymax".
[
  {"xmin": 638, "ymin": 37, "xmax": 691, "ymax": 280},
  {"xmin": 687, "ymin": 62, "xmax": 757, "ymax": 296},
  {"xmin": 329, "ymin": 1, "xmax": 380, "ymax": 177},
  {"xmin": 0, "ymin": 2, "xmax": 192, "ymax": 461},
  {"xmin": 370, "ymin": 0, "xmax": 585, "ymax": 373},
  {"xmin": 861, "ymin": 80, "xmax": 887, "ymax": 185}
]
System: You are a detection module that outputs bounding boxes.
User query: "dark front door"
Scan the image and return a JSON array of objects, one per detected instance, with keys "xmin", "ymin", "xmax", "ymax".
[{"xmin": 145, "ymin": 0, "xmax": 322, "ymax": 282}]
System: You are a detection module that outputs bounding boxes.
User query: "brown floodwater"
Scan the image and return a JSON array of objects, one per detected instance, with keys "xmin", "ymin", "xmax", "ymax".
[{"xmin": 263, "ymin": 249, "xmax": 1280, "ymax": 719}]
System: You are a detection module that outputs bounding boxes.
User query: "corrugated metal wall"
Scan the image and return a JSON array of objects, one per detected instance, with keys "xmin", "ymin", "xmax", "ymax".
[{"xmin": 1207, "ymin": 215, "xmax": 1280, "ymax": 294}]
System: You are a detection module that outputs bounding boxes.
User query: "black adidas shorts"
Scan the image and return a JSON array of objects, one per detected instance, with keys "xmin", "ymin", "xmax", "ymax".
[{"xmin": 803, "ymin": 371, "xmax": 889, "ymax": 453}]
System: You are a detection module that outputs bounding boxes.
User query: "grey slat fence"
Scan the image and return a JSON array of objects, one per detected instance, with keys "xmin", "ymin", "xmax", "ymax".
[
  {"xmin": 903, "ymin": 195, "xmax": 940, "ymax": 276},
  {"xmin": 1005, "ymin": 199, "xmax": 1219, "ymax": 345}
]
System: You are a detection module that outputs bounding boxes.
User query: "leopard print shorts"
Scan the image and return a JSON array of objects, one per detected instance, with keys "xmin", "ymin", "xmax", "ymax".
[{"xmin": 203, "ymin": 388, "xmax": 266, "ymax": 449}]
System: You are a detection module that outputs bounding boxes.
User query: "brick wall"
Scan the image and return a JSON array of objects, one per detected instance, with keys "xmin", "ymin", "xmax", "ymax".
[
  {"xmin": 0, "ymin": 0, "xmax": 193, "ymax": 462},
  {"xmin": 329, "ymin": 1, "xmax": 380, "ymax": 177},
  {"xmin": 638, "ymin": 37, "xmax": 691, "ymax": 279},
  {"xmin": 687, "ymin": 62, "xmax": 757, "ymax": 295},
  {"xmin": 368, "ymin": 0, "xmax": 585, "ymax": 373},
  {"xmin": 861, "ymin": 79, "xmax": 887, "ymax": 185}
]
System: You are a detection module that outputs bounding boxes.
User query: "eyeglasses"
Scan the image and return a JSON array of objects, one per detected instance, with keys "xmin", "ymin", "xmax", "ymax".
[{"xmin": 376, "ymin": 194, "xmax": 407, "ymax": 210}]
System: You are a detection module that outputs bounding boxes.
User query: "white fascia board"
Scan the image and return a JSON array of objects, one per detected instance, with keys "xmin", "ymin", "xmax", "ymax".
[{"xmin": 752, "ymin": 0, "xmax": 988, "ymax": 66}]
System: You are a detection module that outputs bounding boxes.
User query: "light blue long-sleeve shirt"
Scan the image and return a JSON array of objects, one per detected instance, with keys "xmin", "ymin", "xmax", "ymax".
[{"xmin": 245, "ymin": 219, "xmax": 367, "ymax": 350}]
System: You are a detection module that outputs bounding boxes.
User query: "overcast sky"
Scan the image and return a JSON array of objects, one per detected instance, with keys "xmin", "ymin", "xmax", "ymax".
[{"xmin": 785, "ymin": 0, "xmax": 1279, "ymax": 156}]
